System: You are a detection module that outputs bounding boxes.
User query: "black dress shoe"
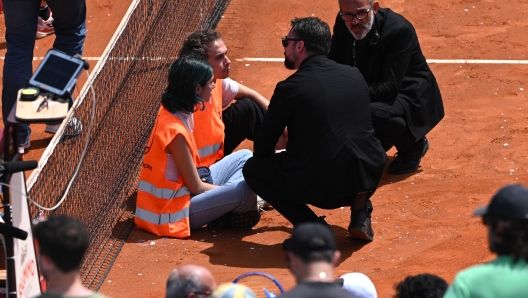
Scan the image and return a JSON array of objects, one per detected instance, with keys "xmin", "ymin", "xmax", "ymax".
[
  {"xmin": 348, "ymin": 199, "xmax": 374, "ymax": 242},
  {"xmin": 388, "ymin": 137, "xmax": 429, "ymax": 174}
]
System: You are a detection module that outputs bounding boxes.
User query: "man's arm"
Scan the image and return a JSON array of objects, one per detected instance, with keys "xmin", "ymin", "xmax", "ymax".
[
  {"xmin": 253, "ymin": 82, "xmax": 291, "ymax": 158},
  {"xmin": 368, "ymin": 26, "xmax": 414, "ymax": 102},
  {"xmin": 235, "ymin": 83, "xmax": 269, "ymax": 111}
]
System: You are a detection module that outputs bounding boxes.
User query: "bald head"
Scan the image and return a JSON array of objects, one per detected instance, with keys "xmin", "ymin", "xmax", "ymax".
[{"xmin": 166, "ymin": 264, "xmax": 216, "ymax": 298}]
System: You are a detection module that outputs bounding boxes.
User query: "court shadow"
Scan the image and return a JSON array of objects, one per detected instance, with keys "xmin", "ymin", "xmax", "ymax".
[
  {"xmin": 193, "ymin": 224, "xmax": 368, "ymax": 269},
  {"xmin": 378, "ymin": 156, "xmax": 425, "ymax": 187},
  {"xmin": 26, "ymin": 136, "xmax": 53, "ymax": 151},
  {"xmin": 0, "ymin": 42, "xmax": 6, "ymax": 51}
]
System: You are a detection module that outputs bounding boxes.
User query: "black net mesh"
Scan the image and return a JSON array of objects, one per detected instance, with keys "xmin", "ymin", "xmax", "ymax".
[{"xmin": 26, "ymin": 0, "xmax": 231, "ymax": 290}]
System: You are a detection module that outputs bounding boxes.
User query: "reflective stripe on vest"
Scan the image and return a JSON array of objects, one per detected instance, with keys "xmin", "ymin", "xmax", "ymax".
[
  {"xmin": 135, "ymin": 207, "xmax": 189, "ymax": 225},
  {"xmin": 198, "ymin": 142, "xmax": 222, "ymax": 159},
  {"xmin": 138, "ymin": 180, "xmax": 190, "ymax": 200}
]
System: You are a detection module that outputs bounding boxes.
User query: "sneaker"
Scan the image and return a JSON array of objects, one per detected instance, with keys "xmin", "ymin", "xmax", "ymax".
[
  {"xmin": 59, "ymin": 116, "xmax": 83, "ymax": 142},
  {"xmin": 257, "ymin": 196, "xmax": 272, "ymax": 211},
  {"xmin": 36, "ymin": 14, "xmax": 54, "ymax": 39},
  {"xmin": 207, "ymin": 210, "xmax": 261, "ymax": 231},
  {"xmin": 387, "ymin": 137, "xmax": 429, "ymax": 175},
  {"xmin": 18, "ymin": 141, "xmax": 31, "ymax": 155},
  {"xmin": 45, "ymin": 123, "xmax": 61, "ymax": 134},
  {"xmin": 348, "ymin": 199, "xmax": 374, "ymax": 241}
]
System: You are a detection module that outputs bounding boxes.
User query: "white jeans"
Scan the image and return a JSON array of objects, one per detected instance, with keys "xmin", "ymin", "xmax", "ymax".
[{"xmin": 188, "ymin": 149, "xmax": 258, "ymax": 230}]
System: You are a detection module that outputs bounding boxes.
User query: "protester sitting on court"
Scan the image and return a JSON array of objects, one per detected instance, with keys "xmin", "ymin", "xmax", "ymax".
[
  {"xmin": 338, "ymin": 272, "xmax": 377, "ymax": 298},
  {"xmin": 211, "ymin": 283, "xmax": 256, "ymax": 298},
  {"xmin": 178, "ymin": 29, "xmax": 279, "ymax": 211},
  {"xmin": 135, "ymin": 55, "xmax": 260, "ymax": 238},
  {"xmin": 33, "ymin": 215, "xmax": 108, "ymax": 298},
  {"xmin": 178, "ymin": 29, "xmax": 270, "ymax": 164},
  {"xmin": 393, "ymin": 273, "xmax": 447, "ymax": 298},
  {"xmin": 279, "ymin": 222, "xmax": 356, "ymax": 298},
  {"xmin": 444, "ymin": 184, "xmax": 528, "ymax": 298},
  {"xmin": 166, "ymin": 264, "xmax": 216, "ymax": 298}
]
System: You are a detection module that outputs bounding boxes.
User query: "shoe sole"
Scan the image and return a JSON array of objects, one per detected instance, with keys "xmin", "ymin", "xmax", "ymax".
[
  {"xmin": 347, "ymin": 228, "xmax": 374, "ymax": 242},
  {"xmin": 348, "ymin": 218, "xmax": 374, "ymax": 242},
  {"xmin": 36, "ymin": 31, "xmax": 55, "ymax": 39}
]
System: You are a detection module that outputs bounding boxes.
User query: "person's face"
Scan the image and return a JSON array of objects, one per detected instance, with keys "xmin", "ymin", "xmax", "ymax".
[
  {"xmin": 207, "ymin": 39, "xmax": 231, "ymax": 80},
  {"xmin": 196, "ymin": 75, "xmax": 216, "ymax": 102},
  {"xmin": 283, "ymin": 31, "xmax": 298, "ymax": 70},
  {"xmin": 339, "ymin": 0, "xmax": 378, "ymax": 40}
]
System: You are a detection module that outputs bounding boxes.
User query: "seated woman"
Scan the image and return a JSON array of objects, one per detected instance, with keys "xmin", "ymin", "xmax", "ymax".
[{"xmin": 135, "ymin": 55, "xmax": 260, "ymax": 238}]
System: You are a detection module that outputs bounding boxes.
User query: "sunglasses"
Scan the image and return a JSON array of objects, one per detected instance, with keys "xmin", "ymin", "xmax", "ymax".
[{"xmin": 282, "ymin": 37, "xmax": 302, "ymax": 47}]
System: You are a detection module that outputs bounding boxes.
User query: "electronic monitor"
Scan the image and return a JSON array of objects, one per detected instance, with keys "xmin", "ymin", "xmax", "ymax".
[{"xmin": 29, "ymin": 49, "xmax": 85, "ymax": 97}]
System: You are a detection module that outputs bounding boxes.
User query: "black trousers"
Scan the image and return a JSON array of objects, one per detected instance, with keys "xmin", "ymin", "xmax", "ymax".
[
  {"xmin": 222, "ymin": 97, "xmax": 266, "ymax": 155},
  {"xmin": 371, "ymin": 100, "xmax": 417, "ymax": 153},
  {"xmin": 243, "ymin": 155, "xmax": 366, "ymax": 226}
]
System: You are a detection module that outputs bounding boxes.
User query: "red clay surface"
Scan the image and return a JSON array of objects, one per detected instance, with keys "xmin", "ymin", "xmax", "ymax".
[{"xmin": 3, "ymin": 0, "xmax": 528, "ymax": 297}]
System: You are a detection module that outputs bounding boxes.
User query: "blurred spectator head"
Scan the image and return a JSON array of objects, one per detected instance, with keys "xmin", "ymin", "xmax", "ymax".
[
  {"xmin": 33, "ymin": 215, "xmax": 89, "ymax": 277},
  {"xmin": 211, "ymin": 283, "xmax": 256, "ymax": 298},
  {"xmin": 338, "ymin": 272, "xmax": 377, "ymax": 298},
  {"xmin": 166, "ymin": 264, "xmax": 216, "ymax": 298},
  {"xmin": 473, "ymin": 184, "xmax": 528, "ymax": 262},
  {"xmin": 394, "ymin": 273, "xmax": 448, "ymax": 298},
  {"xmin": 283, "ymin": 222, "xmax": 340, "ymax": 283}
]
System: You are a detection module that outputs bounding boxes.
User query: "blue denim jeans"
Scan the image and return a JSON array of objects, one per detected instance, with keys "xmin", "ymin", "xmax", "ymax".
[
  {"xmin": 1, "ymin": 0, "xmax": 86, "ymax": 145},
  {"xmin": 189, "ymin": 149, "xmax": 258, "ymax": 230}
]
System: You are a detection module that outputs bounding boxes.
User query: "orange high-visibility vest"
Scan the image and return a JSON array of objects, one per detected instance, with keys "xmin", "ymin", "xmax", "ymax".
[
  {"xmin": 193, "ymin": 79, "xmax": 225, "ymax": 167},
  {"xmin": 135, "ymin": 106, "xmax": 200, "ymax": 238}
]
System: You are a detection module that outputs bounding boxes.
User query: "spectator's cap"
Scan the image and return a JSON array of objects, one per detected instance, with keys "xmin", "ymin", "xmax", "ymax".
[
  {"xmin": 473, "ymin": 184, "xmax": 528, "ymax": 219},
  {"xmin": 283, "ymin": 222, "xmax": 336, "ymax": 254},
  {"xmin": 340, "ymin": 272, "xmax": 377, "ymax": 298}
]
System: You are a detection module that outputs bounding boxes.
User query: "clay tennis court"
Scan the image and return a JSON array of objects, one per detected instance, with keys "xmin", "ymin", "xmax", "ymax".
[{"xmin": 1, "ymin": 0, "xmax": 528, "ymax": 297}]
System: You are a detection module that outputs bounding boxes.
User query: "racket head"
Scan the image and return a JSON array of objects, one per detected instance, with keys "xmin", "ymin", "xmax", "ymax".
[{"xmin": 233, "ymin": 271, "xmax": 285, "ymax": 298}]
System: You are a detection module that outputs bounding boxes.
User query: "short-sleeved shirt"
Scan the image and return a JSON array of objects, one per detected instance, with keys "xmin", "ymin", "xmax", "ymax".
[
  {"xmin": 278, "ymin": 281, "xmax": 356, "ymax": 298},
  {"xmin": 444, "ymin": 255, "xmax": 528, "ymax": 298},
  {"xmin": 220, "ymin": 77, "xmax": 239, "ymax": 108}
]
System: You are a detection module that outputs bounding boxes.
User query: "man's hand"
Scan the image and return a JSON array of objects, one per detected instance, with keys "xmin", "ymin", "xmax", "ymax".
[{"xmin": 275, "ymin": 128, "xmax": 288, "ymax": 150}]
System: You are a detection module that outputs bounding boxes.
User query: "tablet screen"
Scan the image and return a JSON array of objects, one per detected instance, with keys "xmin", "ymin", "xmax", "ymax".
[{"xmin": 33, "ymin": 55, "xmax": 81, "ymax": 92}]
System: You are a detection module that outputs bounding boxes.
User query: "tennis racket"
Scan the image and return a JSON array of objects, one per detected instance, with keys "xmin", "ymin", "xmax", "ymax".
[{"xmin": 233, "ymin": 271, "xmax": 285, "ymax": 298}]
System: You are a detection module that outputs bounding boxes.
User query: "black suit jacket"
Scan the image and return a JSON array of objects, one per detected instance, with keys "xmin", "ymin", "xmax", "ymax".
[
  {"xmin": 328, "ymin": 8, "xmax": 444, "ymax": 139},
  {"xmin": 252, "ymin": 55, "xmax": 386, "ymax": 199}
]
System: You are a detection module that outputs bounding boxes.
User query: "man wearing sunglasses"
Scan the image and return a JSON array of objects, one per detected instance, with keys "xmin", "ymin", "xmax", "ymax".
[
  {"xmin": 243, "ymin": 17, "xmax": 386, "ymax": 241},
  {"xmin": 328, "ymin": 0, "xmax": 444, "ymax": 175}
]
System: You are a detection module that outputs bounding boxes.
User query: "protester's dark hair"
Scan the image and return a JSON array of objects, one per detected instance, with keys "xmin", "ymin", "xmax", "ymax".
[
  {"xmin": 296, "ymin": 249, "xmax": 335, "ymax": 263},
  {"xmin": 485, "ymin": 215, "xmax": 528, "ymax": 262},
  {"xmin": 290, "ymin": 17, "xmax": 331, "ymax": 55},
  {"xmin": 394, "ymin": 273, "xmax": 448, "ymax": 298},
  {"xmin": 161, "ymin": 55, "xmax": 213, "ymax": 113},
  {"xmin": 33, "ymin": 215, "xmax": 89, "ymax": 273},
  {"xmin": 166, "ymin": 273, "xmax": 207, "ymax": 298},
  {"xmin": 178, "ymin": 29, "xmax": 223, "ymax": 59}
]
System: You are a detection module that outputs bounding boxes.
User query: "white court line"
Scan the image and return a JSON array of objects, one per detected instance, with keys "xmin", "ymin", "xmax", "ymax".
[
  {"xmin": 236, "ymin": 58, "xmax": 528, "ymax": 64},
  {"xmin": 0, "ymin": 57, "xmax": 174, "ymax": 61},
  {"xmin": 1, "ymin": 57, "xmax": 527, "ymax": 64}
]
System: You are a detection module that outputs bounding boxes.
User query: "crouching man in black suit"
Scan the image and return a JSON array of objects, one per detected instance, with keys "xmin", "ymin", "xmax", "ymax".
[
  {"xmin": 328, "ymin": 0, "xmax": 444, "ymax": 174},
  {"xmin": 242, "ymin": 17, "xmax": 386, "ymax": 241}
]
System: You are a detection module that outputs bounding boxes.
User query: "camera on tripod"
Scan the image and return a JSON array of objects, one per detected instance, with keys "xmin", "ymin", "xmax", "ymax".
[{"xmin": 14, "ymin": 49, "xmax": 89, "ymax": 123}]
